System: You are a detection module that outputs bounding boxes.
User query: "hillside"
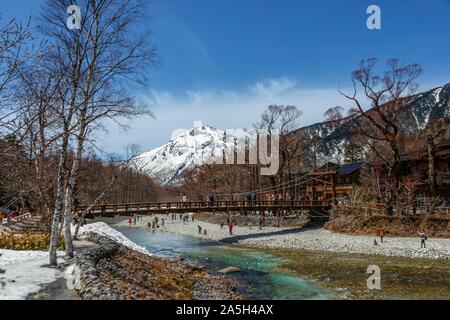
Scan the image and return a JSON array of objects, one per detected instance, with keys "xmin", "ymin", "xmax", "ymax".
[{"xmin": 296, "ymin": 83, "xmax": 450, "ymax": 161}]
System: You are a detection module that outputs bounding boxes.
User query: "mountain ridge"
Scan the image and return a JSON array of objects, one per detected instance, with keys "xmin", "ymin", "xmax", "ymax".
[{"xmin": 294, "ymin": 83, "xmax": 450, "ymax": 161}]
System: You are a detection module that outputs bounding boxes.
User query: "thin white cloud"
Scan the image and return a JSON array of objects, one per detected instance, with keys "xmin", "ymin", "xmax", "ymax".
[
  {"xmin": 249, "ymin": 78, "xmax": 297, "ymax": 98},
  {"xmin": 148, "ymin": 89, "xmax": 174, "ymax": 105}
]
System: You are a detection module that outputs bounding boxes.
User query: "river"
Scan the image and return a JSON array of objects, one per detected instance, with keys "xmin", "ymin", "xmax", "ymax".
[
  {"xmin": 116, "ymin": 226, "xmax": 334, "ymax": 300},
  {"xmin": 115, "ymin": 226, "xmax": 450, "ymax": 300}
]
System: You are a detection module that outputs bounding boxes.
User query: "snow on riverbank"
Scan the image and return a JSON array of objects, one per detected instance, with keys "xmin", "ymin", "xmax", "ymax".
[
  {"xmin": 0, "ymin": 222, "xmax": 149, "ymax": 300},
  {"xmin": 77, "ymin": 222, "xmax": 151, "ymax": 255},
  {"xmin": 115, "ymin": 215, "xmax": 450, "ymax": 260},
  {"xmin": 0, "ymin": 250, "xmax": 64, "ymax": 300}
]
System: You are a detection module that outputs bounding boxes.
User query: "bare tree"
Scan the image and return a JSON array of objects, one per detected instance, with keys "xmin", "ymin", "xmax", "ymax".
[
  {"xmin": 255, "ymin": 105, "xmax": 302, "ymax": 197},
  {"xmin": 0, "ymin": 19, "xmax": 39, "ymax": 216},
  {"xmin": 0, "ymin": 19, "xmax": 29, "ymax": 101},
  {"xmin": 423, "ymin": 117, "xmax": 450, "ymax": 195},
  {"xmin": 38, "ymin": 0, "xmax": 157, "ymax": 264},
  {"xmin": 0, "ymin": 18, "xmax": 31, "ymax": 143},
  {"xmin": 323, "ymin": 106, "xmax": 345, "ymax": 128},
  {"xmin": 339, "ymin": 58, "xmax": 422, "ymax": 189}
]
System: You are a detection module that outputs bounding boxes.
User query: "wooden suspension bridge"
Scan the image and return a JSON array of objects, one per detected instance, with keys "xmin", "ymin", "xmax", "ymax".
[
  {"xmin": 76, "ymin": 200, "xmax": 333, "ymax": 219},
  {"xmin": 74, "ymin": 171, "xmax": 341, "ymax": 220}
]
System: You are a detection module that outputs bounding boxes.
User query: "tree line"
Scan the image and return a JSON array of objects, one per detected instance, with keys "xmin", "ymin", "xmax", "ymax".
[{"xmin": 0, "ymin": 0, "xmax": 158, "ymax": 265}]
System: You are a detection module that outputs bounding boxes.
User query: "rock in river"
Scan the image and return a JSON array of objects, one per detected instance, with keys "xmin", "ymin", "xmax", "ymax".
[{"xmin": 218, "ymin": 267, "xmax": 241, "ymax": 274}]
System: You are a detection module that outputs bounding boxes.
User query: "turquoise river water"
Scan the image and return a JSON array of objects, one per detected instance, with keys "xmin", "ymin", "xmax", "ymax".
[{"xmin": 116, "ymin": 226, "xmax": 334, "ymax": 300}]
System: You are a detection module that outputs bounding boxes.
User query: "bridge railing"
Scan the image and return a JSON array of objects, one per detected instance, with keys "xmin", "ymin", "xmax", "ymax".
[
  {"xmin": 1, "ymin": 212, "xmax": 33, "ymax": 226},
  {"xmin": 76, "ymin": 200, "xmax": 331, "ymax": 215}
]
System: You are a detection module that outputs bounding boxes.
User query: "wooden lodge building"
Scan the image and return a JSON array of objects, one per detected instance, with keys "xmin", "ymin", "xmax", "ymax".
[
  {"xmin": 305, "ymin": 161, "xmax": 365, "ymax": 203},
  {"xmin": 389, "ymin": 140, "xmax": 450, "ymax": 199},
  {"xmin": 305, "ymin": 140, "xmax": 450, "ymax": 202},
  {"xmin": 435, "ymin": 140, "xmax": 450, "ymax": 196}
]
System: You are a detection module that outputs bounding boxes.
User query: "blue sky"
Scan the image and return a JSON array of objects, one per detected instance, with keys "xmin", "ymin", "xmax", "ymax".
[{"xmin": 1, "ymin": 0, "xmax": 450, "ymax": 155}]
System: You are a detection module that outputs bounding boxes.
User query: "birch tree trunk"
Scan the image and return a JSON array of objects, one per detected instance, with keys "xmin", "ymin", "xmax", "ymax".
[
  {"xmin": 49, "ymin": 131, "xmax": 69, "ymax": 266},
  {"xmin": 62, "ymin": 121, "xmax": 86, "ymax": 257}
]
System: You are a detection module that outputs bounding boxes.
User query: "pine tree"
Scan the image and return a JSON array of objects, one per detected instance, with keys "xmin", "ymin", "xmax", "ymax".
[{"xmin": 343, "ymin": 143, "xmax": 364, "ymax": 164}]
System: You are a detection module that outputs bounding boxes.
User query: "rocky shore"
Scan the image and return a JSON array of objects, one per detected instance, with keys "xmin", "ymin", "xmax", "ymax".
[
  {"xmin": 74, "ymin": 232, "xmax": 242, "ymax": 300},
  {"xmin": 114, "ymin": 215, "xmax": 450, "ymax": 260}
]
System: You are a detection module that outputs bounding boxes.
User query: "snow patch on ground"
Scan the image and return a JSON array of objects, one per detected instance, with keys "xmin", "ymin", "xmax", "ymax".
[
  {"xmin": 77, "ymin": 222, "xmax": 151, "ymax": 255},
  {"xmin": 0, "ymin": 250, "xmax": 64, "ymax": 300}
]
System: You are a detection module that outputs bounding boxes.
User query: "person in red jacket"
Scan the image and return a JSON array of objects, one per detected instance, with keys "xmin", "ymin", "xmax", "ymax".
[{"xmin": 228, "ymin": 223, "xmax": 234, "ymax": 235}]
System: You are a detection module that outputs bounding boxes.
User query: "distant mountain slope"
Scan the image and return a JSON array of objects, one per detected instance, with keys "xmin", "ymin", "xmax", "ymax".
[{"xmin": 296, "ymin": 83, "xmax": 450, "ymax": 161}]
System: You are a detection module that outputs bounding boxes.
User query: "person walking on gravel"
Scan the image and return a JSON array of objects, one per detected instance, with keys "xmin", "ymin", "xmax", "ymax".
[
  {"xmin": 419, "ymin": 230, "xmax": 428, "ymax": 248},
  {"xmin": 228, "ymin": 223, "xmax": 234, "ymax": 235},
  {"xmin": 379, "ymin": 228, "xmax": 385, "ymax": 243}
]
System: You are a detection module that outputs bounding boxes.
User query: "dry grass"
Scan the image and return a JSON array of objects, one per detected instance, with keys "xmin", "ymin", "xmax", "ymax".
[
  {"xmin": 97, "ymin": 247, "xmax": 195, "ymax": 300},
  {"xmin": 0, "ymin": 233, "xmax": 65, "ymax": 251},
  {"xmin": 325, "ymin": 214, "xmax": 450, "ymax": 238}
]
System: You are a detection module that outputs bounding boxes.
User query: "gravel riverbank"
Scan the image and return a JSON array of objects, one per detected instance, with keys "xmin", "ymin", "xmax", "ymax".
[{"xmin": 114, "ymin": 215, "xmax": 450, "ymax": 260}]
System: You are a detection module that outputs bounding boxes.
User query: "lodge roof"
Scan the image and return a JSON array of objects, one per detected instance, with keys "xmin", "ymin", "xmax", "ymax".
[
  {"xmin": 315, "ymin": 162, "xmax": 339, "ymax": 172},
  {"xmin": 311, "ymin": 161, "xmax": 365, "ymax": 177},
  {"xmin": 337, "ymin": 161, "xmax": 366, "ymax": 176}
]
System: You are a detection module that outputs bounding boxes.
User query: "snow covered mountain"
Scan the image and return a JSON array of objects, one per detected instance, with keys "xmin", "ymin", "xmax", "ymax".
[{"xmin": 134, "ymin": 126, "xmax": 250, "ymax": 185}]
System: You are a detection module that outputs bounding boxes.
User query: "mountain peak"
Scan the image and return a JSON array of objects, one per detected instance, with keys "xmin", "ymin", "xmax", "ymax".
[{"xmin": 134, "ymin": 125, "xmax": 237, "ymax": 185}]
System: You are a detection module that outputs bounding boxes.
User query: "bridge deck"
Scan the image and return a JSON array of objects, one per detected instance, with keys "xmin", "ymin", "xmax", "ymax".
[{"xmin": 76, "ymin": 200, "xmax": 332, "ymax": 217}]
